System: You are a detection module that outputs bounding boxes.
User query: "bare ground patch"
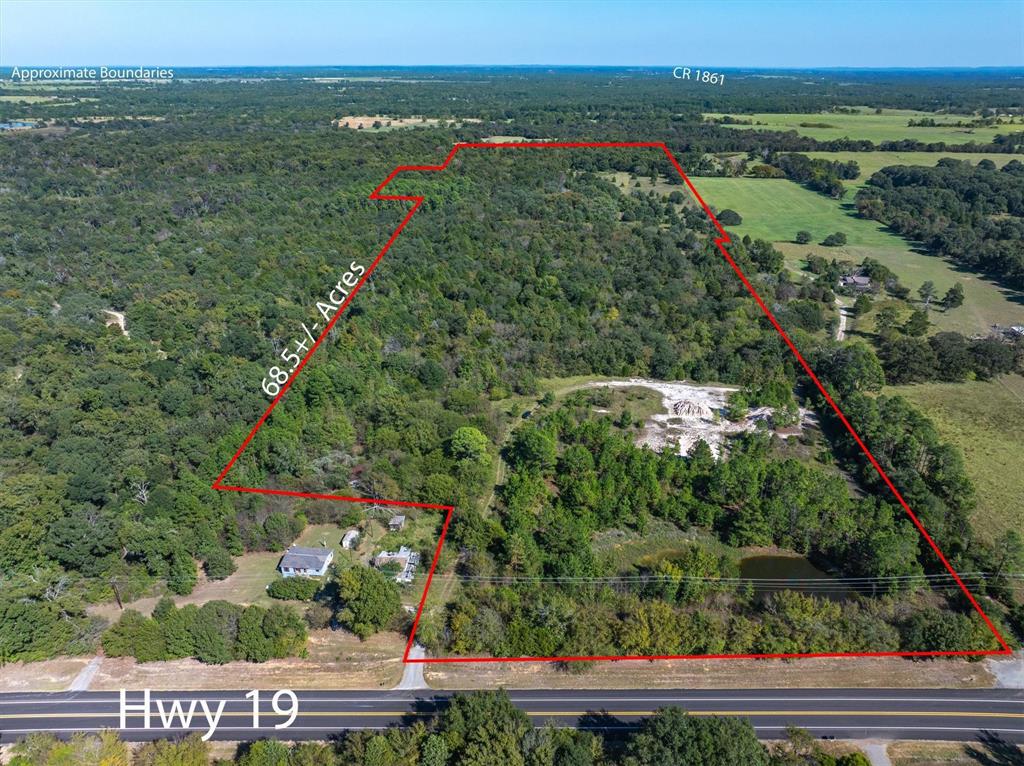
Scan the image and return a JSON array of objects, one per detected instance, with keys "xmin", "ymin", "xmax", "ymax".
[
  {"xmin": 0, "ymin": 658, "xmax": 92, "ymax": 692},
  {"xmin": 585, "ymin": 378, "xmax": 815, "ymax": 458},
  {"xmin": 480, "ymin": 135, "xmax": 552, "ymax": 143},
  {"xmin": 423, "ymin": 656, "xmax": 995, "ymax": 690}
]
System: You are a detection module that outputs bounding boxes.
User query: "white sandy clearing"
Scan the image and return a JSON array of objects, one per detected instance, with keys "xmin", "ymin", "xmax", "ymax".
[
  {"xmin": 586, "ymin": 378, "xmax": 815, "ymax": 458},
  {"xmin": 102, "ymin": 309, "xmax": 129, "ymax": 337}
]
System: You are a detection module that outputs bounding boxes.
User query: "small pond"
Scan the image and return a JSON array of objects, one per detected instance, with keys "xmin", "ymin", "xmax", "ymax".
[{"xmin": 740, "ymin": 554, "xmax": 848, "ymax": 601}]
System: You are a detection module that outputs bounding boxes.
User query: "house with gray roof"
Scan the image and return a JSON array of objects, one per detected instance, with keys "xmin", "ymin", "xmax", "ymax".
[
  {"xmin": 839, "ymin": 274, "xmax": 872, "ymax": 291},
  {"xmin": 278, "ymin": 546, "xmax": 334, "ymax": 578}
]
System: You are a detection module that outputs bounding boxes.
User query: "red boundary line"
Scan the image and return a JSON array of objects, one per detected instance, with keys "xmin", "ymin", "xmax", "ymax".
[{"xmin": 212, "ymin": 141, "xmax": 1011, "ymax": 664}]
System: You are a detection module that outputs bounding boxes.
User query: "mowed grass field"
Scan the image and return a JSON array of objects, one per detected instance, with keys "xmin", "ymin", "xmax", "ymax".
[
  {"xmin": 694, "ymin": 177, "xmax": 904, "ymax": 247},
  {"xmin": 804, "ymin": 150, "xmax": 1020, "ymax": 189},
  {"xmin": 890, "ymin": 375, "xmax": 1024, "ymax": 543},
  {"xmin": 704, "ymin": 109, "xmax": 1016, "ymax": 144}
]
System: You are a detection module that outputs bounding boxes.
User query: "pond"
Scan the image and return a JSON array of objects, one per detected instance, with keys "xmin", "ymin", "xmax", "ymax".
[{"xmin": 740, "ymin": 554, "xmax": 848, "ymax": 601}]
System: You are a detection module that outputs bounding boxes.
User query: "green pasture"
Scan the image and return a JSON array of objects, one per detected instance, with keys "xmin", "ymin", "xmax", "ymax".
[
  {"xmin": 703, "ymin": 109, "xmax": 1017, "ymax": 144},
  {"xmin": 694, "ymin": 177, "xmax": 902, "ymax": 247},
  {"xmin": 890, "ymin": 376, "xmax": 1024, "ymax": 543}
]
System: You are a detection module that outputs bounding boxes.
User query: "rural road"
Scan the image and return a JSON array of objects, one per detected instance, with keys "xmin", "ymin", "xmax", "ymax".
[
  {"xmin": 1, "ymin": 688, "xmax": 1021, "ymax": 745},
  {"xmin": 835, "ymin": 298, "xmax": 854, "ymax": 341}
]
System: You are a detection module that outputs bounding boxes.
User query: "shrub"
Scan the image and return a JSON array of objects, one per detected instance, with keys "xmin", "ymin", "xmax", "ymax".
[
  {"xmin": 102, "ymin": 609, "xmax": 166, "ymax": 663},
  {"xmin": 304, "ymin": 603, "xmax": 333, "ymax": 630},
  {"xmin": 852, "ymin": 294, "xmax": 873, "ymax": 316},
  {"xmin": 337, "ymin": 567, "xmax": 401, "ymax": 639},
  {"xmin": 268, "ymin": 576, "xmax": 319, "ymax": 601},
  {"xmin": 718, "ymin": 209, "xmax": 743, "ymax": 225},
  {"xmin": 203, "ymin": 547, "xmax": 236, "ymax": 580}
]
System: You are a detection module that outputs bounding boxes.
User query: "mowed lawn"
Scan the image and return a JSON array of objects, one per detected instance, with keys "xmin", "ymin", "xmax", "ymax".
[
  {"xmin": 704, "ymin": 109, "xmax": 1016, "ymax": 144},
  {"xmin": 890, "ymin": 375, "xmax": 1024, "ymax": 543},
  {"xmin": 803, "ymin": 150, "xmax": 1020, "ymax": 189}
]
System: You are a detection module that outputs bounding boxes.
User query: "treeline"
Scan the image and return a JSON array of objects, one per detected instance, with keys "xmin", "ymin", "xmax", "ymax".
[
  {"xmin": 810, "ymin": 336, "xmax": 1024, "ymax": 640},
  {"xmin": 752, "ymin": 153, "xmax": 860, "ymax": 198},
  {"xmin": 101, "ymin": 597, "xmax": 306, "ymax": 664},
  {"xmin": 4, "ymin": 691, "xmax": 872, "ymax": 766},
  {"xmin": 879, "ymin": 332, "xmax": 1019, "ymax": 385},
  {"xmin": 856, "ymin": 160, "xmax": 1024, "ymax": 289}
]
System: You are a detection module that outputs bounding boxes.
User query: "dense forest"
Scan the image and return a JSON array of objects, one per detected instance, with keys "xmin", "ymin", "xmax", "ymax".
[{"xmin": 1, "ymin": 70, "xmax": 1022, "ymax": 664}]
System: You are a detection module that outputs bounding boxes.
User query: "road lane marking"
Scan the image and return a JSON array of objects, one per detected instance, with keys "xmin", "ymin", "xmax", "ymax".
[
  {"xmin": 4, "ymin": 692, "xmax": 1019, "ymax": 704},
  {"xmin": 2, "ymin": 709, "xmax": 1022, "ymax": 720}
]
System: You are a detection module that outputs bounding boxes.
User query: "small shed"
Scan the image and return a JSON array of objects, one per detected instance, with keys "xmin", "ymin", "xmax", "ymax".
[{"xmin": 388, "ymin": 515, "xmax": 406, "ymax": 532}]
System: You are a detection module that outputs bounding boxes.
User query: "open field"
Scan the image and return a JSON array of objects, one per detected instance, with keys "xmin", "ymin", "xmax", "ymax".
[
  {"xmin": 890, "ymin": 375, "xmax": 1024, "ymax": 543},
  {"xmin": 333, "ymin": 115, "xmax": 479, "ymax": 130},
  {"xmin": 803, "ymin": 150, "xmax": 1021, "ymax": 188},
  {"xmin": 668, "ymin": 175, "xmax": 1024, "ymax": 336},
  {"xmin": 578, "ymin": 383, "xmax": 664, "ymax": 425},
  {"xmin": 608, "ymin": 171, "xmax": 906, "ymax": 248},
  {"xmin": 0, "ymin": 95, "xmax": 59, "ymax": 103},
  {"xmin": 0, "ymin": 630, "xmax": 408, "ymax": 693},
  {"xmin": 704, "ymin": 109, "xmax": 1017, "ymax": 144},
  {"xmin": 692, "ymin": 177, "xmax": 913, "ymax": 247},
  {"xmin": 423, "ymin": 654, "xmax": 995, "ymax": 690},
  {"xmin": 605, "ymin": 170, "xmax": 686, "ymax": 198}
]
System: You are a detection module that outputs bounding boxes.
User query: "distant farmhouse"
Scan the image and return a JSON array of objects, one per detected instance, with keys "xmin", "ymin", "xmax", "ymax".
[
  {"xmin": 839, "ymin": 273, "xmax": 872, "ymax": 291},
  {"xmin": 373, "ymin": 545, "xmax": 421, "ymax": 584},
  {"xmin": 991, "ymin": 324, "xmax": 1024, "ymax": 340},
  {"xmin": 341, "ymin": 529, "xmax": 360, "ymax": 549},
  {"xmin": 278, "ymin": 546, "xmax": 333, "ymax": 578}
]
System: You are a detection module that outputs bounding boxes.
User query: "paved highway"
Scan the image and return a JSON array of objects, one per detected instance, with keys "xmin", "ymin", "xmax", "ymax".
[{"xmin": 1, "ymin": 688, "xmax": 1022, "ymax": 745}]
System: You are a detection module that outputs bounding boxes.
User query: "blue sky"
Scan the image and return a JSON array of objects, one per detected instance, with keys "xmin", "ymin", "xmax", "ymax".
[{"xmin": 2, "ymin": 0, "xmax": 1022, "ymax": 68}]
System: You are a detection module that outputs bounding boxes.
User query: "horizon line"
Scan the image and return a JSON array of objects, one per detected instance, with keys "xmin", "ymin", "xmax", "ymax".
[{"xmin": 2, "ymin": 64, "xmax": 1023, "ymax": 72}]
